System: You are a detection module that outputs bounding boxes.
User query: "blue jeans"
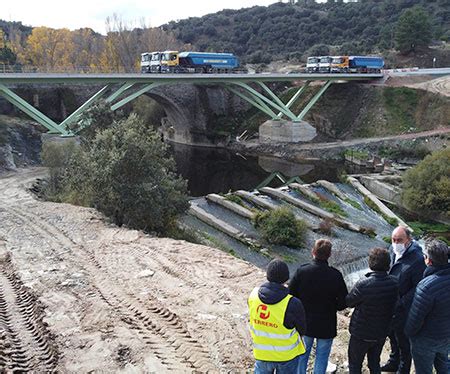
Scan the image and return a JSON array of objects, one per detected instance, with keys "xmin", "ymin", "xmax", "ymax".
[
  {"xmin": 298, "ymin": 336, "xmax": 333, "ymax": 374},
  {"xmin": 410, "ymin": 336, "xmax": 449, "ymax": 374},
  {"xmin": 255, "ymin": 356, "xmax": 300, "ymax": 374}
]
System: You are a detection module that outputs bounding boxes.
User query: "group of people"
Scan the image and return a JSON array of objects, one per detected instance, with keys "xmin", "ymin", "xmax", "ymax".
[{"xmin": 248, "ymin": 226, "xmax": 450, "ymax": 373}]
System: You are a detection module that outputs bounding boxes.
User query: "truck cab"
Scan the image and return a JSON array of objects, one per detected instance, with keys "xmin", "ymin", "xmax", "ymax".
[
  {"xmin": 306, "ymin": 56, "xmax": 320, "ymax": 73},
  {"xmin": 331, "ymin": 56, "xmax": 349, "ymax": 73},
  {"xmin": 141, "ymin": 52, "xmax": 163, "ymax": 73},
  {"xmin": 318, "ymin": 56, "xmax": 332, "ymax": 73},
  {"xmin": 160, "ymin": 51, "xmax": 180, "ymax": 73}
]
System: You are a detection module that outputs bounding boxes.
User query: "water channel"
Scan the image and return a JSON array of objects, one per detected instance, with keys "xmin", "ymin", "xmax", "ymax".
[{"xmin": 171, "ymin": 143, "xmax": 354, "ymax": 197}]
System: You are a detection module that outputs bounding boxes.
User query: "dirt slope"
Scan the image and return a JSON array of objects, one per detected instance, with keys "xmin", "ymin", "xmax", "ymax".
[{"xmin": 0, "ymin": 168, "xmax": 264, "ymax": 372}]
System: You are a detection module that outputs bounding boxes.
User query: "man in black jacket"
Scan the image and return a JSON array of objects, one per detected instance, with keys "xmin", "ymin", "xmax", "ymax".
[
  {"xmin": 346, "ymin": 248, "xmax": 399, "ymax": 373},
  {"xmin": 289, "ymin": 239, "xmax": 348, "ymax": 374},
  {"xmin": 405, "ymin": 239, "xmax": 450, "ymax": 374},
  {"xmin": 381, "ymin": 226, "xmax": 425, "ymax": 374}
]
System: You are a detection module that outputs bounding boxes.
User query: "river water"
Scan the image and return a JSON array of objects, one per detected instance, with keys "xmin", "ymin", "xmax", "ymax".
[{"xmin": 171, "ymin": 143, "xmax": 354, "ymax": 197}]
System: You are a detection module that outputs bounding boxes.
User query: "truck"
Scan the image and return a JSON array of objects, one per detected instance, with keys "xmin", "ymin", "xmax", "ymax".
[
  {"xmin": 140, "ymin": 52, "xmax": 163, "ymax": 73},
  {"xmin": 306, "ymin": 56, "xmax": 320, "ymax": 73},
  {"xmin": 330, "ymin": 56, "xmax": 384, "ymax": 73},
  {"xmin": 318, "ymin": 56, "xmax": 332, "ymax": 73},
  {"xmin": 141, "ymin": 51, "xmax": 240, "ymax": 73}
]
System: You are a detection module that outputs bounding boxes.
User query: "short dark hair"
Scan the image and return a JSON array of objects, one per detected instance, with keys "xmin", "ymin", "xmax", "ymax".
[
  {"xmin": 368, "ymin": 247, "xmax": 391, "ymax": 271},
  {"xmin": 312, "ymin": 239, "xmax": 332, "ymax": 260},
  {"xmin": 425, "ymin": 239, "xmax": 449, "ymax": 266}
]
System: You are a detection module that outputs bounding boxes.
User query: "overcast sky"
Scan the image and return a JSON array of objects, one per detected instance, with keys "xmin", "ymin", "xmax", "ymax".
[{"xmin": 2, "ymin": 0, "xmax": 298, "ymax": 35}]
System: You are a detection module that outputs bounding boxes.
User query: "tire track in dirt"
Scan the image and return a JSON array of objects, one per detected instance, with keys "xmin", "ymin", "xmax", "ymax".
[
  {"xmin": 0, "ymin": 250, "xmax": 58, "ymax": 372},
  {"xmin": 3, "ymin": 205, "xmax": 217, "ymax": 372}
]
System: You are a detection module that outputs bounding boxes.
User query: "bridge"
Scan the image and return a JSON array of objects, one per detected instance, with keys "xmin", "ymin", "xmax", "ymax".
[{"xmin": 0, "ymin": 72, "xmax": 383, "ymax": 138}]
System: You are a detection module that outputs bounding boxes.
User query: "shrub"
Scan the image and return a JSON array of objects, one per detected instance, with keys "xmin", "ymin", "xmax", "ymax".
[
  {"xmin": 253, "ymin": 206, "xmax": 307, "ymax": 247},
  {"xmin": 40, "ymin": 139, "xmax": 79, "ymax": 200},
  {"xmin": 402, "ymin": 149, "xmax": 450, "ymax": 219},
  {"xmin": 44, "ymin": 104, "xmax": 189, "ymax": 235}
]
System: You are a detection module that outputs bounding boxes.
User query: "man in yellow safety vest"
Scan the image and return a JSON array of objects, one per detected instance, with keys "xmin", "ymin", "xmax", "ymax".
[{"xmin": 248, "ymin": 259, "xmax": 307, "ymax": 373}]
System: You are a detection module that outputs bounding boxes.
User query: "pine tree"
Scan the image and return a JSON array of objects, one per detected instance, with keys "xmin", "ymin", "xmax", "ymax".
[{"xmin": 395, "ymin": 6, "xmax": 433, "ymax": 54}]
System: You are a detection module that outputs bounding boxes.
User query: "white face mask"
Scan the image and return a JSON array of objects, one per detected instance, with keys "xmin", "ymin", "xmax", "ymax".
[{"xmin": 392, "ymin": 243, "xmax": 406, "ymax": 256}]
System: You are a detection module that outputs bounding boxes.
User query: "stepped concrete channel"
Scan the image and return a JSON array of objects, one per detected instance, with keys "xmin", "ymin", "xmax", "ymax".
[{"xmin": 181, "ymin": 177, "xmax": 406, "ymax": 287}]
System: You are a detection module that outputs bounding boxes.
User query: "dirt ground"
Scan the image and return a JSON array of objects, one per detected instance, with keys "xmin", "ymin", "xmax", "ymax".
[
  {"xmin": 0, "ymin": 168, "xmax": 393, "ymax": 373},
  {"xmin": 386, "ymin": 75, "xmax": 450, "ymax": 97}
]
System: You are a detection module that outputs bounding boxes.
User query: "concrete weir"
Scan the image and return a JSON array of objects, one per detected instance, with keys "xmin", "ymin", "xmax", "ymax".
[
  {"xmin": 259, "ymin": 120, "xmax": 317, "ymax": 143},
  {"xmin": 184, "ymin": 180, "xmax": 399, "ymax": 279}
]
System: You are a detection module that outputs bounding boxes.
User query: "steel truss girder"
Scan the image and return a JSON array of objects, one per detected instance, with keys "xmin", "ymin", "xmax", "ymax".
[
  {"xmin": 0, "ymin": 84, "xmax": 68, "ymax": 135},
  {"xmin": 0, "ymin": 77, "xmax": 333, "ymax": 136},
  {"xmin": 222, "ymin": 80, "xmax": 331, "ymax": 122},
  {"xmin": 297, "ymin": 80, "xmax": 332, "ymax": 121}
]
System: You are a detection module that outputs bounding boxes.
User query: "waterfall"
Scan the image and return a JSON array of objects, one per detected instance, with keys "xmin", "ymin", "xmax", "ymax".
[{"xmin": 338, "ymin": 256, "xmax": 369, "ymax": 288}]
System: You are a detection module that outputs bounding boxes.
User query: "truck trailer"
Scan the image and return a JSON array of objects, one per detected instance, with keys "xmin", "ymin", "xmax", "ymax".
[{"xmin": 141, "ymin": 51, "xmax": 239, "ymax": 73}]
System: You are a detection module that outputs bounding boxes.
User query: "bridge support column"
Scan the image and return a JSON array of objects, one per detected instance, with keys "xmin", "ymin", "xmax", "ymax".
[{"xmin": 259, "ymin": 119, "xmax": 316, "ymax": 143}]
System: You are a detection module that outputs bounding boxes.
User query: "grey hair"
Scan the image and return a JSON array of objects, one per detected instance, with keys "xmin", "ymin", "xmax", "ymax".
[{"xmin": 424, "ymin": 239, "xmax": 449, "ymax": 266}]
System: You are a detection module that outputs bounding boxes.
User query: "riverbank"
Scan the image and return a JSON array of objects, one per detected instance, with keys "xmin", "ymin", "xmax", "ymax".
[{"xmin": 230, "ymin": 127, "xmax": 450, "ymax": 161}]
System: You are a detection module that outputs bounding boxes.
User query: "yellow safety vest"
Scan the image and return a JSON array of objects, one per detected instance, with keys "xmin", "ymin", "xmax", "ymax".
[{"xmin": 248, "ymin": 287, "xmax": 305, "ymax": 362}]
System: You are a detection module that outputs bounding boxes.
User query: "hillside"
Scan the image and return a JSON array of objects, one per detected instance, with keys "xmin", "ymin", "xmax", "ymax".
[{"xmin": 163, "ymin": 0, "xmax": 449, "ymax": 63}]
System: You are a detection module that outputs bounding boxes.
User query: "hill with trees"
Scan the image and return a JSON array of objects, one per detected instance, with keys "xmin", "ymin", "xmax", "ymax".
[
  {"xmin": 0, "ymin": 0, "xmax": 448, "ymax": 70},
  {"xmin": 163, "ymin": 0, "xmax": 449, "ymax": 63}
]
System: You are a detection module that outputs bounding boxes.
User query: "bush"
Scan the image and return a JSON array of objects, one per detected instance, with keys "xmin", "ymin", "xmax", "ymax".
[
  {"xmin": 253, "ymin": 206, "xmax": 307, "ymax": 247},
  {"xmin": 41, "ymin": 139, "xmax": 80, "ymax": 200},
  {"xmin": 44, "ymin": 105, "xmax": 189, "ymax": 235},
  {"xmin": 402, "ymin": 148, "xmax": 450, "ymax": 219}
]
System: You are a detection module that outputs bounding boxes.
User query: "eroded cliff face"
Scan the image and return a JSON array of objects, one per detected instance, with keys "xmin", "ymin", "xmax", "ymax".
[{"xmin": 0, "ymin": 116, "xmax": 43, "ymax": 172}]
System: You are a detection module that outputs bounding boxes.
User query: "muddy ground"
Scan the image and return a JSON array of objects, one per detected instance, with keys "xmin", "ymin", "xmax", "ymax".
[{"xmin": 0, "ymin": 168, "xmax": 393, "ymax": 373}]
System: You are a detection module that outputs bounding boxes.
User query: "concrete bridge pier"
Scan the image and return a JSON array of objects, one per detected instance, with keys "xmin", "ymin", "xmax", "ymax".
[{"xmin": 259, "ymin": 120, "xmax": 317, "ymax": 143}]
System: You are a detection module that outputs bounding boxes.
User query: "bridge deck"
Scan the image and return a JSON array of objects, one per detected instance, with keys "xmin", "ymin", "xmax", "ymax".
[{"xmin": 0, "ymin": 73, "xmax": 383, "ymax": 84}]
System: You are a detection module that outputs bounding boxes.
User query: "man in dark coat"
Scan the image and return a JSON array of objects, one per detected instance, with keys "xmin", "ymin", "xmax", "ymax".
[
  {"xmin": 405, "ymin": 239, "xmax": 450, "ymax": 374},
  {"xmin": 381, "ymin": 226, "xmax": 425, "ymax": 374},
  {"xmin": 346, "ymin": 248, "xmax": 399, "ymax": 373},
  {"xmin": 289, "ymin": 239, "xmax": 348, "ymax": 374}
]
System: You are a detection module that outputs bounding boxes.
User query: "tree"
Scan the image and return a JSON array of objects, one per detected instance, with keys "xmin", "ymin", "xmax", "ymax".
[
  {"xmin": 57, "ymin": 106, "xmax": 189, "ymax": 233},
  {"xmin": 395, "ymin": 6, "xmax": 433, "ymax": 54},
  {"xmin": 23, "ymin": 27, "xmax": 73, "ymax": 70},
  {"xmin": 401, "ymin": 148, "xmax": 450, "ymax": 219}
]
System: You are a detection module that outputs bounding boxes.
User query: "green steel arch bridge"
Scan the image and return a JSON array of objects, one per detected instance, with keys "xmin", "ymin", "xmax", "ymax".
[{"xmin": 0, "ymin": 72, "xmax": 383, "ymax": 136}]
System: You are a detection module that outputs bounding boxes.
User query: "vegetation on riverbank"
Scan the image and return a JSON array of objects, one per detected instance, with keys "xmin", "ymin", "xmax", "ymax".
[
  {"xmin": 41, "ymin": 105, "xmax": 189, "ymax": 235},
  {"xmin": 402, "ymin": 148, "xmax": 450, "ymax": 221}
]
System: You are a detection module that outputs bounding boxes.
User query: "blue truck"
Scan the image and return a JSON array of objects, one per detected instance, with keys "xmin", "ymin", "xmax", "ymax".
[{"xmin": 141, "ymin": 51, "xmax": 240, "ymax": 73}]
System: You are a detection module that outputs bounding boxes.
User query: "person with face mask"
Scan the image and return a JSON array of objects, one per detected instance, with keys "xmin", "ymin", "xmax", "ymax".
[
  {"xmin": 381, "ymin": 226, "xmax": 426, "ymax": 374},
  {"xmin": 405, "ymin": 239, "xmax": 450, "ymax": 374}
]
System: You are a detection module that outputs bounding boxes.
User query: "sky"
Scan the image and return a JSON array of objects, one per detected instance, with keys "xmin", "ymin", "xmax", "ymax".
[{"xmin": 2, "ymin": 0, "xmax": 302, "ymax": 35}]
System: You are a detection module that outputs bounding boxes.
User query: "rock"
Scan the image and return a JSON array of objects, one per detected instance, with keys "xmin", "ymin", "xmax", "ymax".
[{"xmin": 136, "ymin": 269, "xmax": 155, "ymax": 278}]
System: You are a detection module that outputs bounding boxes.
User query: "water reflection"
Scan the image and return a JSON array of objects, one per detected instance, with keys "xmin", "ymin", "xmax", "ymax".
[{"xmin": 170, "ymin": 143, "xmax": 349, "ymax": 197}]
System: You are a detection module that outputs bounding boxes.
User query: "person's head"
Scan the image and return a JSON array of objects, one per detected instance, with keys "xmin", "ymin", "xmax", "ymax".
[
  {"xmin": 266, "ymin": 259, "xmax": 290, "ymax": 284},
  {"xmin": 423, "ymin": 239, "xmax": 449, "ymax": 267},
  {"xmin": 368, "ymin": 247, "xmax": 391, "ymax": 272},
  {"xmin": 391, "ymin": 226, "xmax": 412, "ymax": 246},
  {"xmin": 312, "ymin": 239, "xmax": 332, "ymax": 261}
]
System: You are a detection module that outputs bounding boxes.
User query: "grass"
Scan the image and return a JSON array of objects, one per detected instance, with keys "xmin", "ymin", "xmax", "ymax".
[
  {"xmin": 344, "ymin": 149, "xmax": 369, "ymax": 161},
  {"xmin": 363, "ymin": 196, "xmax": 398, "ymax": 226},
  {"xmin": 199, "ymin": 232, "xmax": 238, "ymax": 257},
  {"xmin": 318, "ymin": 199, "xmax": 348, "ymax": 218},
  {"xmin": 345, "ymin": 198, "xmax": 362, "ymax": 210},
  {"xmin": 224, "ymin": 193, "xmax": 245, "ymax": 206},
  {"xmin": 383, "ymin": 236, "xmax": 392, "ymax": 244},
  {"xmin": 407, "ymin": 221, "xmax": 450, "ymax": 245},
  {"xmin": 383, "ymin": 87, "xmax": 419, "ymax": 133}
]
